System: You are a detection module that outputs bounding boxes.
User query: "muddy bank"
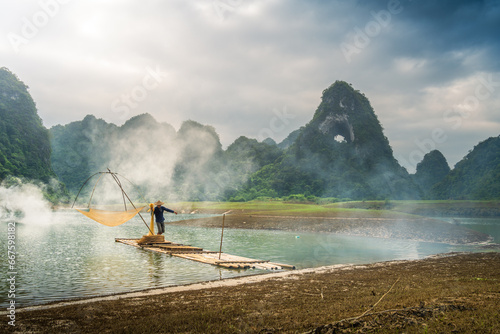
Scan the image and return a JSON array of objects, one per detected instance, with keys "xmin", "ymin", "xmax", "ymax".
[
  {"xmin": 4, "ymin": 252, "xmax": 499, "ymax": 333},
  {"xmin": 173, "ymin": 214, "xmax": 492, "ymax": 244}
]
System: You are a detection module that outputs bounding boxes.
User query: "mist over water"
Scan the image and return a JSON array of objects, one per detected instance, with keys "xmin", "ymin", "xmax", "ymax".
[
  {"xmin": 0, "ymin": 178, "xmax": 54, "ymax": 225},
  {"xmin": 1, "ymin": 210, "xmax": 498, "ymax": 309}
]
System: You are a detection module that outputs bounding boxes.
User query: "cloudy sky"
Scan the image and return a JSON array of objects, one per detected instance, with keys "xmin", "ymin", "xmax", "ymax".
[{"xmin": 1, "ymin": 0, "xmax": 499, "ymax": 172}]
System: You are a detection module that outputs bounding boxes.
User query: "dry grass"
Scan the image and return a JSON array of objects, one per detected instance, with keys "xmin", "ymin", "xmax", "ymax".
[{"xmin": 5, "ymin": 252, "xmax": 500, "ymax": 333}]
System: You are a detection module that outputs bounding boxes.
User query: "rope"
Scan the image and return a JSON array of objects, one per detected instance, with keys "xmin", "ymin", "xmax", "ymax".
[
  {"xmin": 107, "ymin": 169, "xmax": 154, "ymax": 235},
  {"xmin": 72, "ymin": 169, "xmax": 154, "ymax": 235}
]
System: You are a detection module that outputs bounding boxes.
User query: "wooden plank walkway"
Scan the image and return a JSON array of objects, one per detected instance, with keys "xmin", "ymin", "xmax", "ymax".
[{"xmin": 115, "ymin": 238, "xmax": 295, "ymax": 270}]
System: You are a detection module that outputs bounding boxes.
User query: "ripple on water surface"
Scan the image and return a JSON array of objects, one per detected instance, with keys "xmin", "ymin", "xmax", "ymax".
[{"xmin": 1, "ymin": 212, "xmax": 498, "ymax": 307}]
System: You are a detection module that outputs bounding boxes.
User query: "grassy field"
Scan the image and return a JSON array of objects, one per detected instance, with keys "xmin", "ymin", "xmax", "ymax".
[
  {"xmin": 335, "ymin": 200, "xmax": 500, "ymax": 216},
  {"xmin": 166, "ymin": 199, "xmax": 500, "ymax": 218},
  {"xmin": 70, "ymin": 199, "xmax": 500, "ymax": 218}
]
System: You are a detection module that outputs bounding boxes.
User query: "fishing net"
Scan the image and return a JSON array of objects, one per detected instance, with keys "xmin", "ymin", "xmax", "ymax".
[{"xmin": 75, "ymin": 207, "xmax": 145, "ymax": 227}]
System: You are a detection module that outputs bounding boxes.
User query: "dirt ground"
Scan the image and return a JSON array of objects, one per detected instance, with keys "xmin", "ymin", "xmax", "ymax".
[{"xmin": 3, "ymin": 252, "xmax": 500, "ymax": 333}]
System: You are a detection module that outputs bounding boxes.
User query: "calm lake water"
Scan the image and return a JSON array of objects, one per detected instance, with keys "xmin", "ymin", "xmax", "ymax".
[{"xmin": 1, "ymin": 211, "xmax": 499, "ymax": 308}]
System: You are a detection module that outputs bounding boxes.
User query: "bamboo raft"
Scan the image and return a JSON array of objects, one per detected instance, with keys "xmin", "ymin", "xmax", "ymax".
[{"xmin": 115, "ymin": 238, "xmax": 295, "ymax": 270}]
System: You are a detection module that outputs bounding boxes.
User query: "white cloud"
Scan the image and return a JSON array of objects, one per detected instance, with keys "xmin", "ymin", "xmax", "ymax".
[
  {"xmin": 394, "ymin": 57, "xmax": 427, "ymax": 73},
  {"xmin": 0, "ymin": 0, "xmax": 498, "ymax": 166}
]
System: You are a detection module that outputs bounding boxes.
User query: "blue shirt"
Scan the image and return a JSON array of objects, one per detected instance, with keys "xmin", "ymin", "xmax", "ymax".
[{"xmin": 154, "ymin": 206, "xmax": 174, "ymax": 223}]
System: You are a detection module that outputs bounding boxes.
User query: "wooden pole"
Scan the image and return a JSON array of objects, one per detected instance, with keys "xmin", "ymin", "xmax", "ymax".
[
  {"xmin": 218, "ymin": 214, "xmax": 225, "ymax": 260},
  {"xmin": 107, "ymin": 169, "xmax": 154, "ymax": 235},
  {"xmin": 87, "ymin": 173, "xmax": 104, "ymax": 209},
  {"xmin": 71, "ymin": 171, "xmax": 101, "ymax": 208}
]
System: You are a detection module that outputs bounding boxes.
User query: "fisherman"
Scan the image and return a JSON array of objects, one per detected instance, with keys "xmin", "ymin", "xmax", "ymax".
[{"xmin": 153, "ymin": 200, "xmax": 178, "ymax": 235}]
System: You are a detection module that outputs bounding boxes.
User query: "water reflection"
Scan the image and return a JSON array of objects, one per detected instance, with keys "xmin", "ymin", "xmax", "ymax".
[
  {"xmin": 144, "ymin": 252, "xmax": 165, "ymax": 283},
  {"xmin": 0, "ymin": 212, "xmax": 499, "ymax": 308},
  {"xmin": 435, "ymin": 217, "xmax": 500, "ymax": 243}
]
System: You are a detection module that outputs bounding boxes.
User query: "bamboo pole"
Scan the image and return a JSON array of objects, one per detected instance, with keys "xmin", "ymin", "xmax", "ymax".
[
  {"xmin": 218, "ymin": 214, "xmax": 225, "ymax": 260},
  {"xmin": 107, "ymin": 169, "xmax": 154, "ymax": 235},
  {"xmin": 113, "ymin": 172, "xmax": 127, "ymax": 211},
  {"xmin": 87, "ymin": 173, "xmax": 104, "ymax": 209}
]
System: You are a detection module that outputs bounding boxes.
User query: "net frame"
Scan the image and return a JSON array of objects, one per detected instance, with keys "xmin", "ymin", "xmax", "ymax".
[{"xmin": 72, "ymin": 169, "xmax": 153, "ymax": 233}]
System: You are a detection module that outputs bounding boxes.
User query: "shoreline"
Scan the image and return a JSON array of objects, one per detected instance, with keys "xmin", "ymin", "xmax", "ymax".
[
  {"xmin": 4, "ymin": 213, "xmax": 497, "ymax": 311},
  {"xmin": 1, "ymin": 260, "xmax": 360, "ymax": 314},
  {"xmin": 0, "ymin": 251, "xmax": 481, "ymax": 314},
  {"xmin": 3, "ymin": 251, "xmax": 499, "ymax": 333},
  {"xmin": 0, "ymin": 251, "xmax": 475, "ymax": 314},
  {"xmin": 4, "ymin": 208, "xmax": 499, "ymax": 332}
]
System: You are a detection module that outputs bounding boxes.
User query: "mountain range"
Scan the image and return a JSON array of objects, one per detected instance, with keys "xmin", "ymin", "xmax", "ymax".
[{"xmin": 1, "ymin": 68, "xmax": 499, "ymax": 202}]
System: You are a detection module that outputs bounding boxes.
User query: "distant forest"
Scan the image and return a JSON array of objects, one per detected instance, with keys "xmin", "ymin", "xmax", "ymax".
[
  {"xmin": 1, "ymin": 68, "xmax": 499, "ymax": 203},
  {"xmin": 48, "ymin": 82, "xmax": 500, "ymax": 202}
]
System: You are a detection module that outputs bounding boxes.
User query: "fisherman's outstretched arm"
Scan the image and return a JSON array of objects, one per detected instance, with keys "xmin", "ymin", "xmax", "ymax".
[{"xmin": 164, "ymin": 207, "xmax": 178, "ymax": 214}]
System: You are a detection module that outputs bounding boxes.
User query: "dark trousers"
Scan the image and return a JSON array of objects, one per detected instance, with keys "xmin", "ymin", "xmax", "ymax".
[{"xmin": 156, "ymin": 221, "xmax": 165, "ymax": 234}]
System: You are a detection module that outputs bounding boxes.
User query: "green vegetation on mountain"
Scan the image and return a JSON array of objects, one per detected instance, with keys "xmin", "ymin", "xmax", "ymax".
[
  {"xmin": 0, "ymin": 68, "xmax": 56, "ymax": 182},
  {"xmin": 0, "ymin": 69, "xmax": 494, "ymax": 203},
  {"xmin": 277, "ymin": 128, "xmax": 302, "ymax": 150},
  {"xmin": 223, "ymin": 136, "xmax": 282, "ymax": 200},
  {"xmin": 50, "ymin": 115, "xmax": 228, "ymax": 201},
  {"xmin": 432, "ymin": 136, "xmax": 500, "ymax": 200},
  {"xmin": 50, "ymin": 114, "xmax": 286, "ymax": 202},
  {"xmin": 226, "ymin": 136, "xmax": 282, "ymax": 169},
  {"xmin": 412, "ymin": 150, "xmax": 450, "ymax": 198},
  {"xmin": 49, "ymin": 81, "xmax": 500, "ymax": 203},
  {"xmin": 50, "ymin": 115, "xmax": 118, "ymax": 193},
  {"xmin": 233, "ymin": 81, "xmax": 421, "ymax": 201},
  {"xmin": 0, "ymin": 68, "xmax": 67, "ymax": 203}
]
